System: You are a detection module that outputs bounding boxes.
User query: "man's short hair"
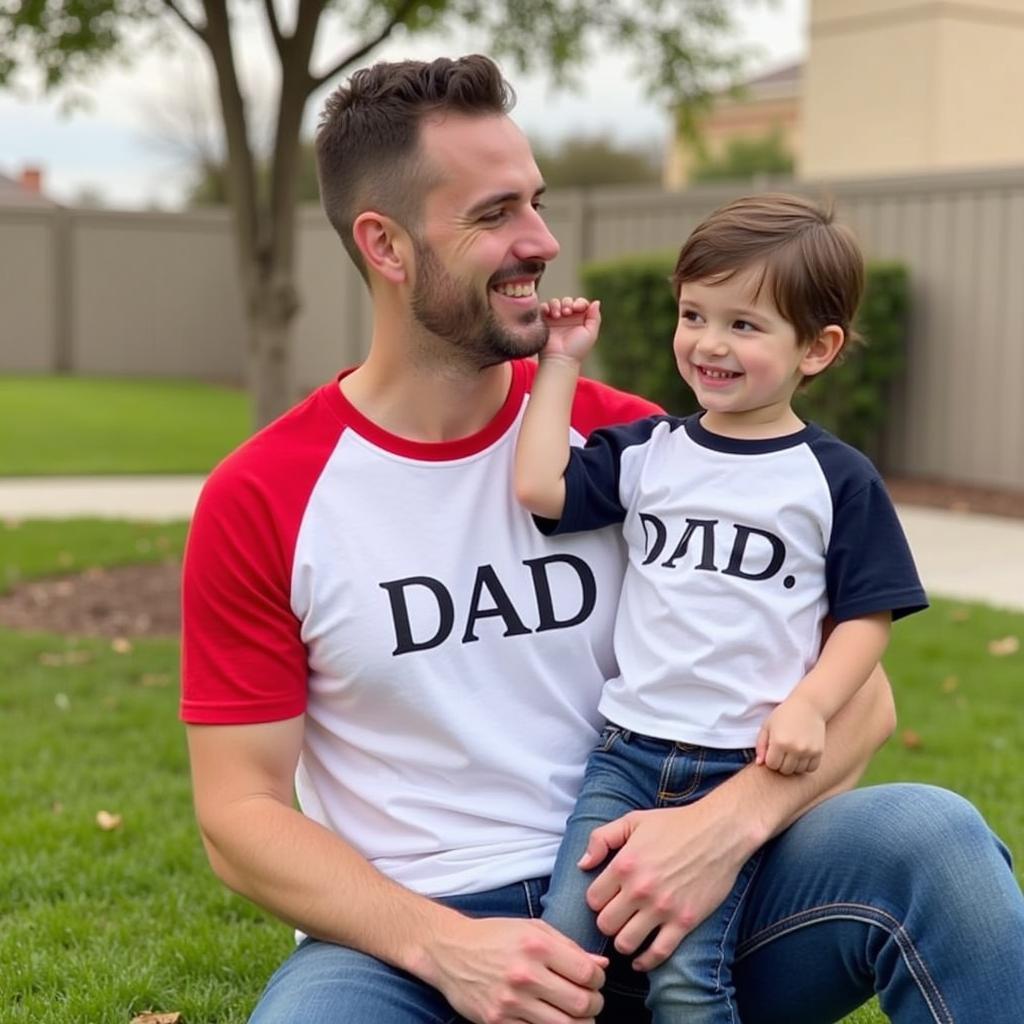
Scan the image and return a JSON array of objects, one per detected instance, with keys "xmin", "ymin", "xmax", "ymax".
[
  {"xmin": 315, "ymin": 54, "xmax": 515, "ymax": 279},
  {"xmin": 672, "ymin": 193, "xmax": 865, "ymax": 350}
]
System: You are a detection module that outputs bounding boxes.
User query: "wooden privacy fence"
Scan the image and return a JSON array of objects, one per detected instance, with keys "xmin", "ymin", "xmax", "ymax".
[{"xmin": 1, "ymin": 166, "xmax": 1023, "ymax": 490}]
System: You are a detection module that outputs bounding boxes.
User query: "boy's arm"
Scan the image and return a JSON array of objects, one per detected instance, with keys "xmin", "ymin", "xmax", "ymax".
[
  {"xmin": 756, "ymin": 612, "xmax": 892, "ymax": 774},
  {"xmin": 514, "ymin": 297, "xmax": 601, "ymax": 520}
]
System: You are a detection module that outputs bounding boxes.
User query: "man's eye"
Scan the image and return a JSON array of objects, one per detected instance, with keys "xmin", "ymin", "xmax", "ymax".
[
  {"xmin": 532, "ymin": 201, "xmax": 547, "ymax": 213},
  {"xmin": 479, "ymin": 210, "xmax": 507, "ymax": 224}
]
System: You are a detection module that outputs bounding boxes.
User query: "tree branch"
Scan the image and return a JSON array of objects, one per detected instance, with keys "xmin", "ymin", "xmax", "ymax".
[
  {"xmin": 310, "ymin": 0, "xmax": 420, "ymax": 92},
  {"xmin": 160, "ymin": 0, "xmax": 206, "ymax": 42}
]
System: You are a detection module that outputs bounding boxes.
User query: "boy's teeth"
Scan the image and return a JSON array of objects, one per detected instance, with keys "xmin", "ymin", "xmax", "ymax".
[
  {"xmin": 495, "ymin": 282, "xmax": 535, "ymax": 297},
  {"xmin": 703, "ymin": 367, "xmax": 739, "ymax": 379}
]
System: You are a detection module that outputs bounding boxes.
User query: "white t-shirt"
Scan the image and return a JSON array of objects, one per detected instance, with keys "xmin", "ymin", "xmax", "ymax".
[
  {"xmin": 181, "ymin": 360, "xmax": 657, "ymax": 896},
  {"xmin": 542, "ymin": 414, "xmax": 927, "ymax": 746}
]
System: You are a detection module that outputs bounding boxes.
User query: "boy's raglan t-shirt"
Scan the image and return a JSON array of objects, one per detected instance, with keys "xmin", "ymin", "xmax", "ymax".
[
  {"xmin": 543, "ymin": 414, "xmax": 928, "ymax": 747},
  {"xmin": 180, "ymin": 358, "xmax": 658, "ymax": 898}
]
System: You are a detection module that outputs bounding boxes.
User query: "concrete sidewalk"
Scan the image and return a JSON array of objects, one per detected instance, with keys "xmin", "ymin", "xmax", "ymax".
[{"xmin": 1, "ymin": 476, "xmax": 1022, "ymax": 613}]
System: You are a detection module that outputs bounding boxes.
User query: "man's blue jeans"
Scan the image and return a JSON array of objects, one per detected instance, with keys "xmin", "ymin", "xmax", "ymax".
[
  {"xmin": 541, "ymin": 728, "xmax": 764, "ymax": 1023},
  {"xmin": 249, "ymin": 782, "xmax": 1024, "ymax": 1023}
]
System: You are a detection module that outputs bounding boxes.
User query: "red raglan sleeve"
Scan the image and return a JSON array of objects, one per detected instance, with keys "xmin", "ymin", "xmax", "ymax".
[
  {"xmin": 180, "ymin": 389, "xmax": 344, "ymax": 725},
  {"xmin": 570, "ymin": 375, "xmax": 664, "ymax": 436},
  {"xmin": 180, "ymin": 462, "xmax": 309, "ymax": 724}
]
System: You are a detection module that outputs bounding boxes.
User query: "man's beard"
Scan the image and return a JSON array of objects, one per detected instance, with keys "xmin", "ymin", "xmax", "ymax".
[{"xmin": 410, "ymin": 239, "xmax": 548, "ymax": 367}]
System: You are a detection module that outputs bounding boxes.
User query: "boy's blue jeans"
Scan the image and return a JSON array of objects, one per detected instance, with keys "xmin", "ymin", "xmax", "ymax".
[
  {"xmin": 541, "ymin": 726, "xmax": 761, "ymax": 1023},
  {"xmin": 250, "ymin": 780, "xmax": 1024, "ymax": 1023}
]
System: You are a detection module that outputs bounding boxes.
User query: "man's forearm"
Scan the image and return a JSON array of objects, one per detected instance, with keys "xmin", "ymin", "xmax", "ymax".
[{"xmin": 199, "ymin": 792, "xmax": 458, "ymax": 976}]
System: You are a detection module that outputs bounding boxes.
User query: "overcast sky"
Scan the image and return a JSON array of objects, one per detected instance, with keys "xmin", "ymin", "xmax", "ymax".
[{"xmin": 1, "ymin": 0, "xmax": 806, "ymax": 209}]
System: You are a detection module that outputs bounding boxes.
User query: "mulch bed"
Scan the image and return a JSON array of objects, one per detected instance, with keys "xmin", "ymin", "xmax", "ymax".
[
  {"xmin": 0, "ymin": 562, "xmax": 182, "ymax": 639},
  {"xmin": 1, "ymin": 476, "xmax": 1022, "ymax": 640}
]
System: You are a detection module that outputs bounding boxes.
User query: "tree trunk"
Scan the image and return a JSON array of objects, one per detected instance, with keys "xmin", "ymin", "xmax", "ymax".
[{"xmin": 247, "ymin": 270, "xmax": 300, "ymax": 429}]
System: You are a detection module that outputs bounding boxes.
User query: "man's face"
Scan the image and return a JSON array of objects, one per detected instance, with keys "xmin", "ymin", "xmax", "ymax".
[{"xmin": 408, "ymin": 114, "xmax": 560, "ymax": 367}]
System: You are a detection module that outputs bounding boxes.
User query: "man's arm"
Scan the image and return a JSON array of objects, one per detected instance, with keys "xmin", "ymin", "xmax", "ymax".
[
  {"xmin": 187, "ymin": 718, "xmax": 606, "ymax": 1024},
  {"xmin": 578, "ymin": 664, "xmax": 896, "ymax": 971}
]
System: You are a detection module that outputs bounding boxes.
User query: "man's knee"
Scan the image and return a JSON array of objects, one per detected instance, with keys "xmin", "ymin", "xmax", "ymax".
[{"xmin": 250, "ymin": 938, "xmax": 453, "ymax": 1024}]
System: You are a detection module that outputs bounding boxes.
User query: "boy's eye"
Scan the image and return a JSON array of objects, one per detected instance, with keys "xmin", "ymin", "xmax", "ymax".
[
  {"xmin": 733, "ymin": 319, "xmax": 758, "ymax": 333},
  {"xmin": 680, "ymin": 309, "xmax": 703, "ymax": 324}
]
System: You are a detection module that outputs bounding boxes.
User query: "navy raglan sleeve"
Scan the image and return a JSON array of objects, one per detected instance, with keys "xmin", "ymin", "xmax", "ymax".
[
  {"xmin": 535, "ymin": 416, "xmax": 665, "ymax": 536},
  {"xmin": 826, "ymin": 476, "xmax": 928, "ymax": 622}
]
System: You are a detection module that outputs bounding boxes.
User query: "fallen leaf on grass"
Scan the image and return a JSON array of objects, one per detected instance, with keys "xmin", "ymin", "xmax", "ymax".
[
  {"xmin": 987, "ymin": 636, "xmax": 1020, "ymax": 657},
  {"xmin": 54, "ymin": 693, "xmax": 71, "ymax": 712},
  {"xmin": 96, "ymin": 810, "xmax": 123, "ymax": 831},
  {"xmin": 940, "ymin": 675, "xmax": 959, "ymax": 693},
  {"xmin": 130, "ymin": 1013, "xmax": 181, "ymax": 1024},
  {"xmin": 56, "ymin": 551, "xmax": 75, "ymax": 568},
  {"xmin": 948, "ymin": 608, "xmax": 971, "ymax": 623},
  {"xmin": 3, "ymin": 517, "xmax": 22, "ymax": 530},
  {"xmin": 139, "ymin": 673, "xmax": 171, "ymax": 688},
  {"xmin": 111, "ymin": 637, "xmax": 134, "ymax": 655},
  {"xmin": 900, "ymin": 730, "xmax": 923, "ymax": 750},
  {"xmin": 38, "ymin": 650, "xmax": 93, "ymax": 668},
  {"xmin": 52, "ymin": 801, "xmax": 63, "ymax": 815}
]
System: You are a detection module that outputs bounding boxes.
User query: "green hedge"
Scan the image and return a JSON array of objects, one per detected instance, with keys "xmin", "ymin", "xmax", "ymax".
[{"xmin": 581, "ymin": 254, "xmax": 909, "ymax": 464}]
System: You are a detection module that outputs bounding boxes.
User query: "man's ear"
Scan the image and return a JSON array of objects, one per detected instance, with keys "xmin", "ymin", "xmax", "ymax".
[
  {"xmin": 800, "ymin": 325, "xmax": 846, "ymax": 379},
  {"xmin": 352, "ymin": 211, "xmax": 411, "ymax": 285}
]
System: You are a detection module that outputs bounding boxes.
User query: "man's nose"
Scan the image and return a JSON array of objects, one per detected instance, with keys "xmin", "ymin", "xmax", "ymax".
[{"xmin": 513, "ymin": 207, "xmax": 560, "ymax": 263}]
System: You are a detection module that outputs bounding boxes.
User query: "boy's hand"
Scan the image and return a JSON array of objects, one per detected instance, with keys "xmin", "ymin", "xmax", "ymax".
[
  {"xmin": 755, "ymin": 696, "xmax": 826, "ymax": 775},
  {"xmin": 540, "ymin": 296, "xmax": 601, "ymax": 363}
]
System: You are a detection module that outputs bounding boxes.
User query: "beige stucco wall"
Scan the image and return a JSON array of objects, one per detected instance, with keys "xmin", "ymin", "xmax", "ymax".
[
  {"xmin": 665, "ymin": 95, "xmax": 801, "ymax": 188},
  {"xmin": 802, "ymin": 0, "xmax": 1024, "ymax": 178}
]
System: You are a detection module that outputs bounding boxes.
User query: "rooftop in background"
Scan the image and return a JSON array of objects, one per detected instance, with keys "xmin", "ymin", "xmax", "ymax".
[{"xmin": 0, "ymin": 168, "xmax": 59, "ymax": 208}]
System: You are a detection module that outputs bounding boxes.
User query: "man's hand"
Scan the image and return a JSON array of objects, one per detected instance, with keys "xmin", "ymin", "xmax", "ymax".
[
  {"xmin": 755, "ymin": 695, "xmax": 826, "ymax": 775},
  {"xmin": 540, "ymin": 296, "xmax": 601, "ymax": 364},
  {"xmin": 427, "ymin": 915, "xmax": 607, "ymax": 1024},
  {"xmin": 579, "ymin": 797, "xmax": 757, "ymax": 973}
]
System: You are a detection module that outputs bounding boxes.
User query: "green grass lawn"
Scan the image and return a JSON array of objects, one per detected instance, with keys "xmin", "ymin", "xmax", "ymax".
[
  {"xmin": 1, "ymin": 523, "xmax": 1021, "ymax": 1022},
  {"xmin": 0, "ymin": 376, "xmax": 251, "ymax": 476}
]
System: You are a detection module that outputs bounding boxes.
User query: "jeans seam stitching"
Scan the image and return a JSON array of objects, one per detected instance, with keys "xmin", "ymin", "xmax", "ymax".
[
  {"xmin": 735, "ymin": 901, "xmax": 953, "ymax": 1023},
  {"xmin": 658, "ymin": 747, "xmax": 704, "ymax": 802},
  {"xmin": 523, "ymin": 880, "xmax": 538, "ymax": 919},
  {"xmin": 713, "ymin": 853, "xmax": 761, "ymax": 1021}
]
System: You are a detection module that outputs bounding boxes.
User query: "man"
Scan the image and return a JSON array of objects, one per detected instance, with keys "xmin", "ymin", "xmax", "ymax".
[{"xmin": 182, "ymin": 55, "xmax": 1024, "ymax": 1024}]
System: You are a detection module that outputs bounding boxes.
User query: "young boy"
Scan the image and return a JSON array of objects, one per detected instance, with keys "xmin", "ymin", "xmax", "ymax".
[{"xmin": 514, "ymin": 193, "xmax": 928, "ymax": 1022}]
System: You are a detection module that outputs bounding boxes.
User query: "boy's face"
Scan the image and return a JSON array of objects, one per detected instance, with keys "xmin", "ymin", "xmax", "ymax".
[{"xmin": 673, "ymin": 264, "xmax": 816, "ymax": 433}]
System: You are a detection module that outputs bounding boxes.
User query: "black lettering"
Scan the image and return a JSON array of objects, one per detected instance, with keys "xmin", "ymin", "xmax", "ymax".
[
  {"xmin": 721, "ymin": 525, "xmax": 786, "ymax": 581},
  {"xmin": 380, "ymin": 576, "xmax": 455, "ymax": 655},
  {"xmin": 462, "ymin": 565, "xmax": 532, "ymax": 643},
  {"xmin": 662, "ymin": 518, "xmax": 719, "ymax": 571},
  {"xmin": 639, "ymin": 513, "xmax": 668, "ymax": 565},
  {"xmin": 523, "ymin": 554, "xmax": 597, "ymax": 632}
]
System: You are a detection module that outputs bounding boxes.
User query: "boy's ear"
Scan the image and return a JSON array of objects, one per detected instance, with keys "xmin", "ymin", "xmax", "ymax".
[
  {"xmin": 800, "ymin": 325, "xmax": 846, "ymax": 379},
  {"xmin": 352, "ymin": 211, "xmax": 412, "ymax": 285}
]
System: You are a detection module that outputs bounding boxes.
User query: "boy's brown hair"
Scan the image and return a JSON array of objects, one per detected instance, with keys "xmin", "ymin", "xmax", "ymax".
[
  {"xmin": 315, "ymin": 55, "xmax": 514, "ymax": 279},
  {"xmin": 672, "ymin": 193, "xmax": 865, "ymax": 352}
]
